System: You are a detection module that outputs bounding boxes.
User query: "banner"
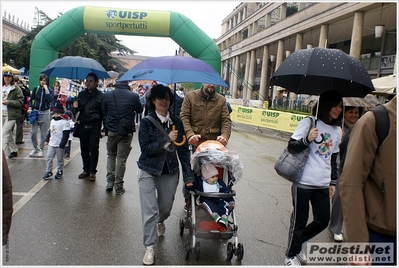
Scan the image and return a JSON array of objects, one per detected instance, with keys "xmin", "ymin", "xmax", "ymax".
[
  {"xmin": 84, "ymin": 7, "xmax": 170, "ymax": 36},
  {"xmin": 230, "ymin": 105, "xmax": 308, "ymax": 133}
]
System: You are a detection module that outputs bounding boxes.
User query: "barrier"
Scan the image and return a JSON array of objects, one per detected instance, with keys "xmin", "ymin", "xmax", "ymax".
[{"xmin": 230, "ymin": 105, "xmax": 309, "ymax": 134}]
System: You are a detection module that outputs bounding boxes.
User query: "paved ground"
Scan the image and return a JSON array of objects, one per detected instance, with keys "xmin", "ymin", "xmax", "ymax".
[{"xmin": 2, "ymin": 122, "xmax": 338, "ymax": 266}]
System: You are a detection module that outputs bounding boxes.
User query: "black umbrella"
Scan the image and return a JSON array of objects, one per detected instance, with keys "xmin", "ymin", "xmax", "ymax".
[{"xmin": 270, "ymin": 47, "xmax": 374, "ymax": 97}]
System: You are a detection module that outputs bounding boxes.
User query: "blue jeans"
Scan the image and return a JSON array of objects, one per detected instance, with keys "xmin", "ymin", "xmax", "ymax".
[{"xmin": 369, "ymin": 229, "xmax": 396, "ymax": 265}]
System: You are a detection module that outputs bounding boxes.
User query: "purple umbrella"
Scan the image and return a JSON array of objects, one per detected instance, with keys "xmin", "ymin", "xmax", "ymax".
[{"xmin": 118, "ymin": 55, "xmax": 228, "ymax": 87}]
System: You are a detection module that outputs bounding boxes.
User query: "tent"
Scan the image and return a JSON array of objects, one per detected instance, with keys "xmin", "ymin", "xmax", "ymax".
[
  {"xmin": 371, "ymin": 74, "xmax": 396, "ymax": 95},
  {"xmin": 2, "ymin": 63, "xmax": 21, "ymax": 74}
]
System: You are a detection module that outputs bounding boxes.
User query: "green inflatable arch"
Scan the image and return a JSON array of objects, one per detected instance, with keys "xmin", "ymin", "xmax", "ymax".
[{"xmin": 29, "ymin": 6, "xmax": 222, "ymax": 88}]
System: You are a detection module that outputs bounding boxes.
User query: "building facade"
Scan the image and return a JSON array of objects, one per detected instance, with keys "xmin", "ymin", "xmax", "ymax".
[
  {"xmin": 216, "ymin": 2, "xmax": 397, "ymax": 101},
  {"xmin": 2, "ymin": 11, "xmax": 30, "ymax": 44}
]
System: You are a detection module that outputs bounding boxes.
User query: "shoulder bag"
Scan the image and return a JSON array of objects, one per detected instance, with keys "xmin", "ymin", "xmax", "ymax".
[
  {"xmin": 112, "ymin": 91, "xmax": 133, "ymax": 136},
  {"xmin": 274, "ymin": 117, "xmax": 314, "ymax": 183}
]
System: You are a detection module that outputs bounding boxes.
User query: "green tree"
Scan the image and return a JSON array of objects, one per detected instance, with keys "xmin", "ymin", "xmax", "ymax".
[{"xmin": 2, "ymin": 9, "xmax": 137, "ymax": 73}]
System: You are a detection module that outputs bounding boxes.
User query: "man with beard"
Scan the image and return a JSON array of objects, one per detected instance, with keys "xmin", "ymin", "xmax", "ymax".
[
  {"xmin": 180, "ymin": 83, "xmax": 231, "ymax": 147},
  {"xmin": 73, "ymin": 73, "xmax": 104, "ymax": 181},
  {"xmin": 180, "ymin": 83, "xmax": 232, "ymax": 210}
]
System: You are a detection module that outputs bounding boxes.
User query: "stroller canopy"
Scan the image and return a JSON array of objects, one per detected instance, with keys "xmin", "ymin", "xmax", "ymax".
[{"xmin": 190, "ymin": 141, "xmax": 244, "ymax": 185}]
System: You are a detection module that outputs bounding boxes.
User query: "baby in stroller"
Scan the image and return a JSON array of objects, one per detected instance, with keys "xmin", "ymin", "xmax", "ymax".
[
  {"xmin": 189, "ymin": 163, "xmax": 235, "ymax": 228},
  {"xmin": 181, "ymin": 140, "xmax": 244, "ymax": 261}
]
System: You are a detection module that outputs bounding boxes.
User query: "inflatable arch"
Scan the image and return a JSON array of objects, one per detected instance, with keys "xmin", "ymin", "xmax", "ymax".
[{"xmin": 29, "ymin": 6, "xmax": 222, "ymax": 88}]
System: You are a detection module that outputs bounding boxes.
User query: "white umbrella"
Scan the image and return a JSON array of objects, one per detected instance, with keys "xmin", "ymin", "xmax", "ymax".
[{"xmin": 304, "ymin": 95, "xmax": 376, "ymax": 108}]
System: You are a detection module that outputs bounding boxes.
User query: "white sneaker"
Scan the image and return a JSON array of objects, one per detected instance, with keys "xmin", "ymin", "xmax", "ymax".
[
  {"xmin": 37, "ymin": 149, "xmax": 44, "ymax": 158},
  {"xmin": 297, "ymin": 249, "xmax": 306, "ymax": 264},
  {"xmin": 285, "ymin": 256, "xmax": 301, "ymax": 266},
  {"xmin": 143, "ymin": 246, "xmax": 154, "ymax": 265},
  {"xmin": 334, "ymin": 233, "xmax": 344, "ymax": 241},
  {"xmin": 29, "ymin": 147, "xmax": 39, "ymax": 157},
  {"xmin": 157, "ymin": 223, "xmax": 165, "ymax": 236}
]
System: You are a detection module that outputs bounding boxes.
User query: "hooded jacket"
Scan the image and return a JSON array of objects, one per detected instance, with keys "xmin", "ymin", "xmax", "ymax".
[
  {"xmin": 180, "ymin": 86, "xmax": 231, "ymax": 145},
  {"xmin": 4, "ymin": 84, "xmax": 24, "ymax": 120},
  {"xmin": 340, "ymin": 96, "xmax": 397, "ymax": 242}
]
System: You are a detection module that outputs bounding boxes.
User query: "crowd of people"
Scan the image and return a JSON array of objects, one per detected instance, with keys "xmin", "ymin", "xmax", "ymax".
[{"xmin": 2, "ymin": 68, "xmax": 396, "ymax": 266}]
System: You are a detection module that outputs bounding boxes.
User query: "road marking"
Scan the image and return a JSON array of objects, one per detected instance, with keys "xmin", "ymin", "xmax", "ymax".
[{"xmin": 12, "ymin": 148, "xmax": 81, "ymax": 216}]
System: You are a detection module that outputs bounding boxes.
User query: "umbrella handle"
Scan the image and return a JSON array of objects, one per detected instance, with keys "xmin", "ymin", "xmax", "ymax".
[{"xmin": 172, "ymin": 125, "xmax": 186, "ymax": 146}]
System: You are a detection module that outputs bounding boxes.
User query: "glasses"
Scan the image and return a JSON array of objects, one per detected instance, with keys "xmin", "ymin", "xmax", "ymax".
[{"xmin": 156, "ymin": 96, "xmax": 171, "ymax": 101}]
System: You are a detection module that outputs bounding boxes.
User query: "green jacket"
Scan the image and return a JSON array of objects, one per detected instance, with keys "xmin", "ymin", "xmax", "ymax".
[{"xmin": 5, "ymin": 84, "xmax": 24, "ymax": 120}]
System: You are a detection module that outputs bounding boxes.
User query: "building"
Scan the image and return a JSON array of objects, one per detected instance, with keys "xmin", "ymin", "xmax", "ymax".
[
  {"xmin": 2, "ymin": 11, "xmax": 30, "ymax": 43},
  {"xmin": 216, "ymin": 2, "xmax": 397, "ymax": 101}
]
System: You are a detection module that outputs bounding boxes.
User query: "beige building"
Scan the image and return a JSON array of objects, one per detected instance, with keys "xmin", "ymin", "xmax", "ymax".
[
  {"xmin": 216, "ymin": 2, "xmax": 397, "ymax": 101},
  {"xmin": 2, "ymin": 11, "xmax": 30, "ymax": 43}
]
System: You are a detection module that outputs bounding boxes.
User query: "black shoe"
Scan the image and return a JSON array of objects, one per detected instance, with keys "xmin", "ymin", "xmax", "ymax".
[
  {"xmin": 8, "ymin": 152, "xmax": 18, "ymax": 158},
  {"xmin": 43, "ymin": 171, "xmax": 53, "ymax": 180},
  {"xmin": 16, "ymin": 141, "xmax": 25, "ymax": 145},
  {"xmin": 115, "ymin": 187, "xmax": 125, "ymax": 195},
  {"xmin": 55, "ymin": 170, "xmax": 63, "ymax": 179},
  {"xmin": 106, "ymin": 182, "xmax": 114, "ymax": 191},
  {"xmin": 64, "ymin": 153, "xmax": 70, "ymax": 159}
]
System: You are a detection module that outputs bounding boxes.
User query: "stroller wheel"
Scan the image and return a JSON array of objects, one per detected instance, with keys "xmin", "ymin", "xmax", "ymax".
[
  {"xmin": 193, "ymin": 241, "xmax": 200, "ymax": 260},
  {"xmin": 179, "ymin": 219, "xmax": 184, "ymax": 236},
  {"xmin": 184, "ymin": 241, "xmax": 191, "ymax": 260},
  {"xmin": 236, "ymin": 243, "xmax": 244, "ymax": 261},
  {"xmin": 226, "ymin": 242, "xmax": 234, "ymax": 260}
]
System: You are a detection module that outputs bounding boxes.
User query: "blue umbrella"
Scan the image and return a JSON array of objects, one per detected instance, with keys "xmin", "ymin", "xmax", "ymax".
[
  {"xmin": 41, "ymin": 56, "xmax": 110, "ymax": 80},
  {"xmin": 118, "ymin": 55, "xmax": 228, "ymax": 88}
]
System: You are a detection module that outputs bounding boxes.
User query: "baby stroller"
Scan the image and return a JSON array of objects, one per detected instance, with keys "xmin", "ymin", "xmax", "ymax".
[{"xmin": 179, "ymin": 140, "xmax": 244, "ymax": 261}]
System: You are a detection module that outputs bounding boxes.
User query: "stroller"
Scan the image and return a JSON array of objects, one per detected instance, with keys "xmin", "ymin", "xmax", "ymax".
[{"xmin": 179, "ymin": 140, "xmax": 244, "ymax": 261}]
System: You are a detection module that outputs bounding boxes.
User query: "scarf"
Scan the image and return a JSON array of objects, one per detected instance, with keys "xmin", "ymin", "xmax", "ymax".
[
  {"xmin": 344, "ymin": 118, "xmax": 354, "ymax": 130},
  {"xmin": 155, "ymin": 110, "xmax": 173, "ymax": 128}
]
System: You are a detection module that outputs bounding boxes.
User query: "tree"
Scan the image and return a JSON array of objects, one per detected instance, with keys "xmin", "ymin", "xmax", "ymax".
[{"xmin": 2, "ymin": 9, "xmax": 137, "ymax": 72}]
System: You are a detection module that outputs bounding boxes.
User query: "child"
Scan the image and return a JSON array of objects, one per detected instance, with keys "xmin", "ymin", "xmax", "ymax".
[
  {"xmin": 189, "ymin": 164, "xmax": 235, "ymax": 227},
  {"xmin": 42, "ymin": 101, "xmax": 70, "ymax": 180},
  {"xmin": 63, "ymin": 110, "xmax": 74, "ymax": 159}
]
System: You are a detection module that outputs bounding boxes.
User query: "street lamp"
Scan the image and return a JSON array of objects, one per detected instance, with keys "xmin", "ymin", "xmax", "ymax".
[{"xmin": 32, "ymin": 6, "xmax": 40, "ymax": 26}]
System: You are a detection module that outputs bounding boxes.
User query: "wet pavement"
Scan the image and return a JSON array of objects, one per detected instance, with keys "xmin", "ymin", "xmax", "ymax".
[{"xmin": 3, "ymin": 122, "xmax": 336, "ymax": 266}]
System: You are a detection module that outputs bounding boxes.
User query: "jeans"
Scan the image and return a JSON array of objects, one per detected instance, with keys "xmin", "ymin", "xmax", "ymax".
[
  {"xmin": 106, "ymin": 130, "xmax": 133, "ymax": 187},
  {"xmin": 79, "ymin": 124, "xmax": 101, "ymax": 174},
  {"xmin": 15, "ymin": 111, "xmax": 25, "ymax": 143},
  {"xmin": 286, "ymin": 185, "xmax": 330, "ymax": 257},
  {"xmin": 138, "ymin": 169, "xmax": 179, "ymax": 248},
  {"xmin": 2, "ymin": 116, "xmax": 18, "ymax": 153},
  {"xmin": 46, "ymin": 146, "xmax": 64, "ymax": 172},
  {"xmin": 31, "ymin": 110, "xmax": 51, "ymax": 149},
  {"xmin": 369, "ymin": 229, "xmax": 396, "ymax": 266}
]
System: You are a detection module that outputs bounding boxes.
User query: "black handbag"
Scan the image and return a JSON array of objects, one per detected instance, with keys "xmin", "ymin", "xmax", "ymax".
[
  {"xmin": 274, "ymin": 117, "xmax": 314, "ymax": 183},
  {"xmin": 73, "ymin": 122, "xmax": 80, "ymax": 138},
  {"xmin": 112, "ymin": 91, "xmax": 133, "ymax": 136}
]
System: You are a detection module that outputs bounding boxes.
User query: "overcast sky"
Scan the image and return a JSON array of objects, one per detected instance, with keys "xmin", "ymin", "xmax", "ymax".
[{"xmin": 2, "ymin": 1, "xmax": 242, "ymax": 57}]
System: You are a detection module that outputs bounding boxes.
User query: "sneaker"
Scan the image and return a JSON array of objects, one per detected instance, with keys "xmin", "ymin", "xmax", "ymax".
[
  {"xmin": 106, "ymin": 182, "xmax": 114, "ymax": 191},
  {"xmin": 43, "ymin": 171, "xmax": 53, "ymax": 180},
  {"xmin": 55, "ymin": 170, "xmax": 63, "ymax": 179},
  {"xmin": 64, "ymin": 153, "xmax": 70, "ymax": 159},
  {"xmin": 78, "ymin": 172, "xmax": 89, "ymax": 179},
  {"xmin": 334, "ymin": 233, "xmax": 344, "ymax": 242},
  {"xmin": 285, "ymin": 256, "xmax": 301, "ymax": 266},
  {"xmin": 29, "ymin": 147, "xmax": 39, "ymax": 157},
  {"xmin": 143, "ymin": 246, "xmax": 154, "ymax": 265},
  {"xmin": 157, "ymin": 223, "xmax": 165, "ymax": 236},
  {"xmin": 213, "ymin": 214, "xmax": 221, "ymax": 223},
  {"xmin": 218, "ymin": 217, "xmax": 228, "ymax": 228},
  {"xmin": 37, "ymin": 149, "xmax": 44, "ymax": 158},
  {"xmin": 8, "ymin": 152, "xmax": 18, "ymax": 158},
  {"xmin": 115, "ymin": 187, "xmax": 125, "ymax": 195},
  {"xmin": 297, "ymin": 249, "xmax": 306, "ymax": 264}
]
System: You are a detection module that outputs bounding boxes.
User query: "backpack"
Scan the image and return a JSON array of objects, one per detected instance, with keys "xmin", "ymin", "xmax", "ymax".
[{"xmin": 339, "ymin": 104, "xmax": 389, "ymax": 170}]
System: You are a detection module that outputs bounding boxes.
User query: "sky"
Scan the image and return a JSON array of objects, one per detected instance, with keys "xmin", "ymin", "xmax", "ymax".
[{"xmin": 1, "ymin": 1, "xmax": 242, "ymax": 57}]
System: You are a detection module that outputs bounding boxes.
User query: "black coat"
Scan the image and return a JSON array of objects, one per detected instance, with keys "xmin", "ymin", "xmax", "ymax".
[{"xmin": 102, "ymin": 83, "xmax": 143, "ymax": 133}]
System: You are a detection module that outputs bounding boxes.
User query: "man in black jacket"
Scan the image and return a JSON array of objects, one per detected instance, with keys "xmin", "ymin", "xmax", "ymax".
[
  {"xmin": 73, "ymin": 73, "xmax": 104, "ymax": 181},
  {"xmin": 101, "ymin": 73, "xmax": 143, "ymax": 194}
]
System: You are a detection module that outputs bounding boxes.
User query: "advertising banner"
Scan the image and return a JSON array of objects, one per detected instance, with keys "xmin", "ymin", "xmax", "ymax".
[{"xmin": 230, "ymin": 105, "xmax": 308, "ymax": 133}]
